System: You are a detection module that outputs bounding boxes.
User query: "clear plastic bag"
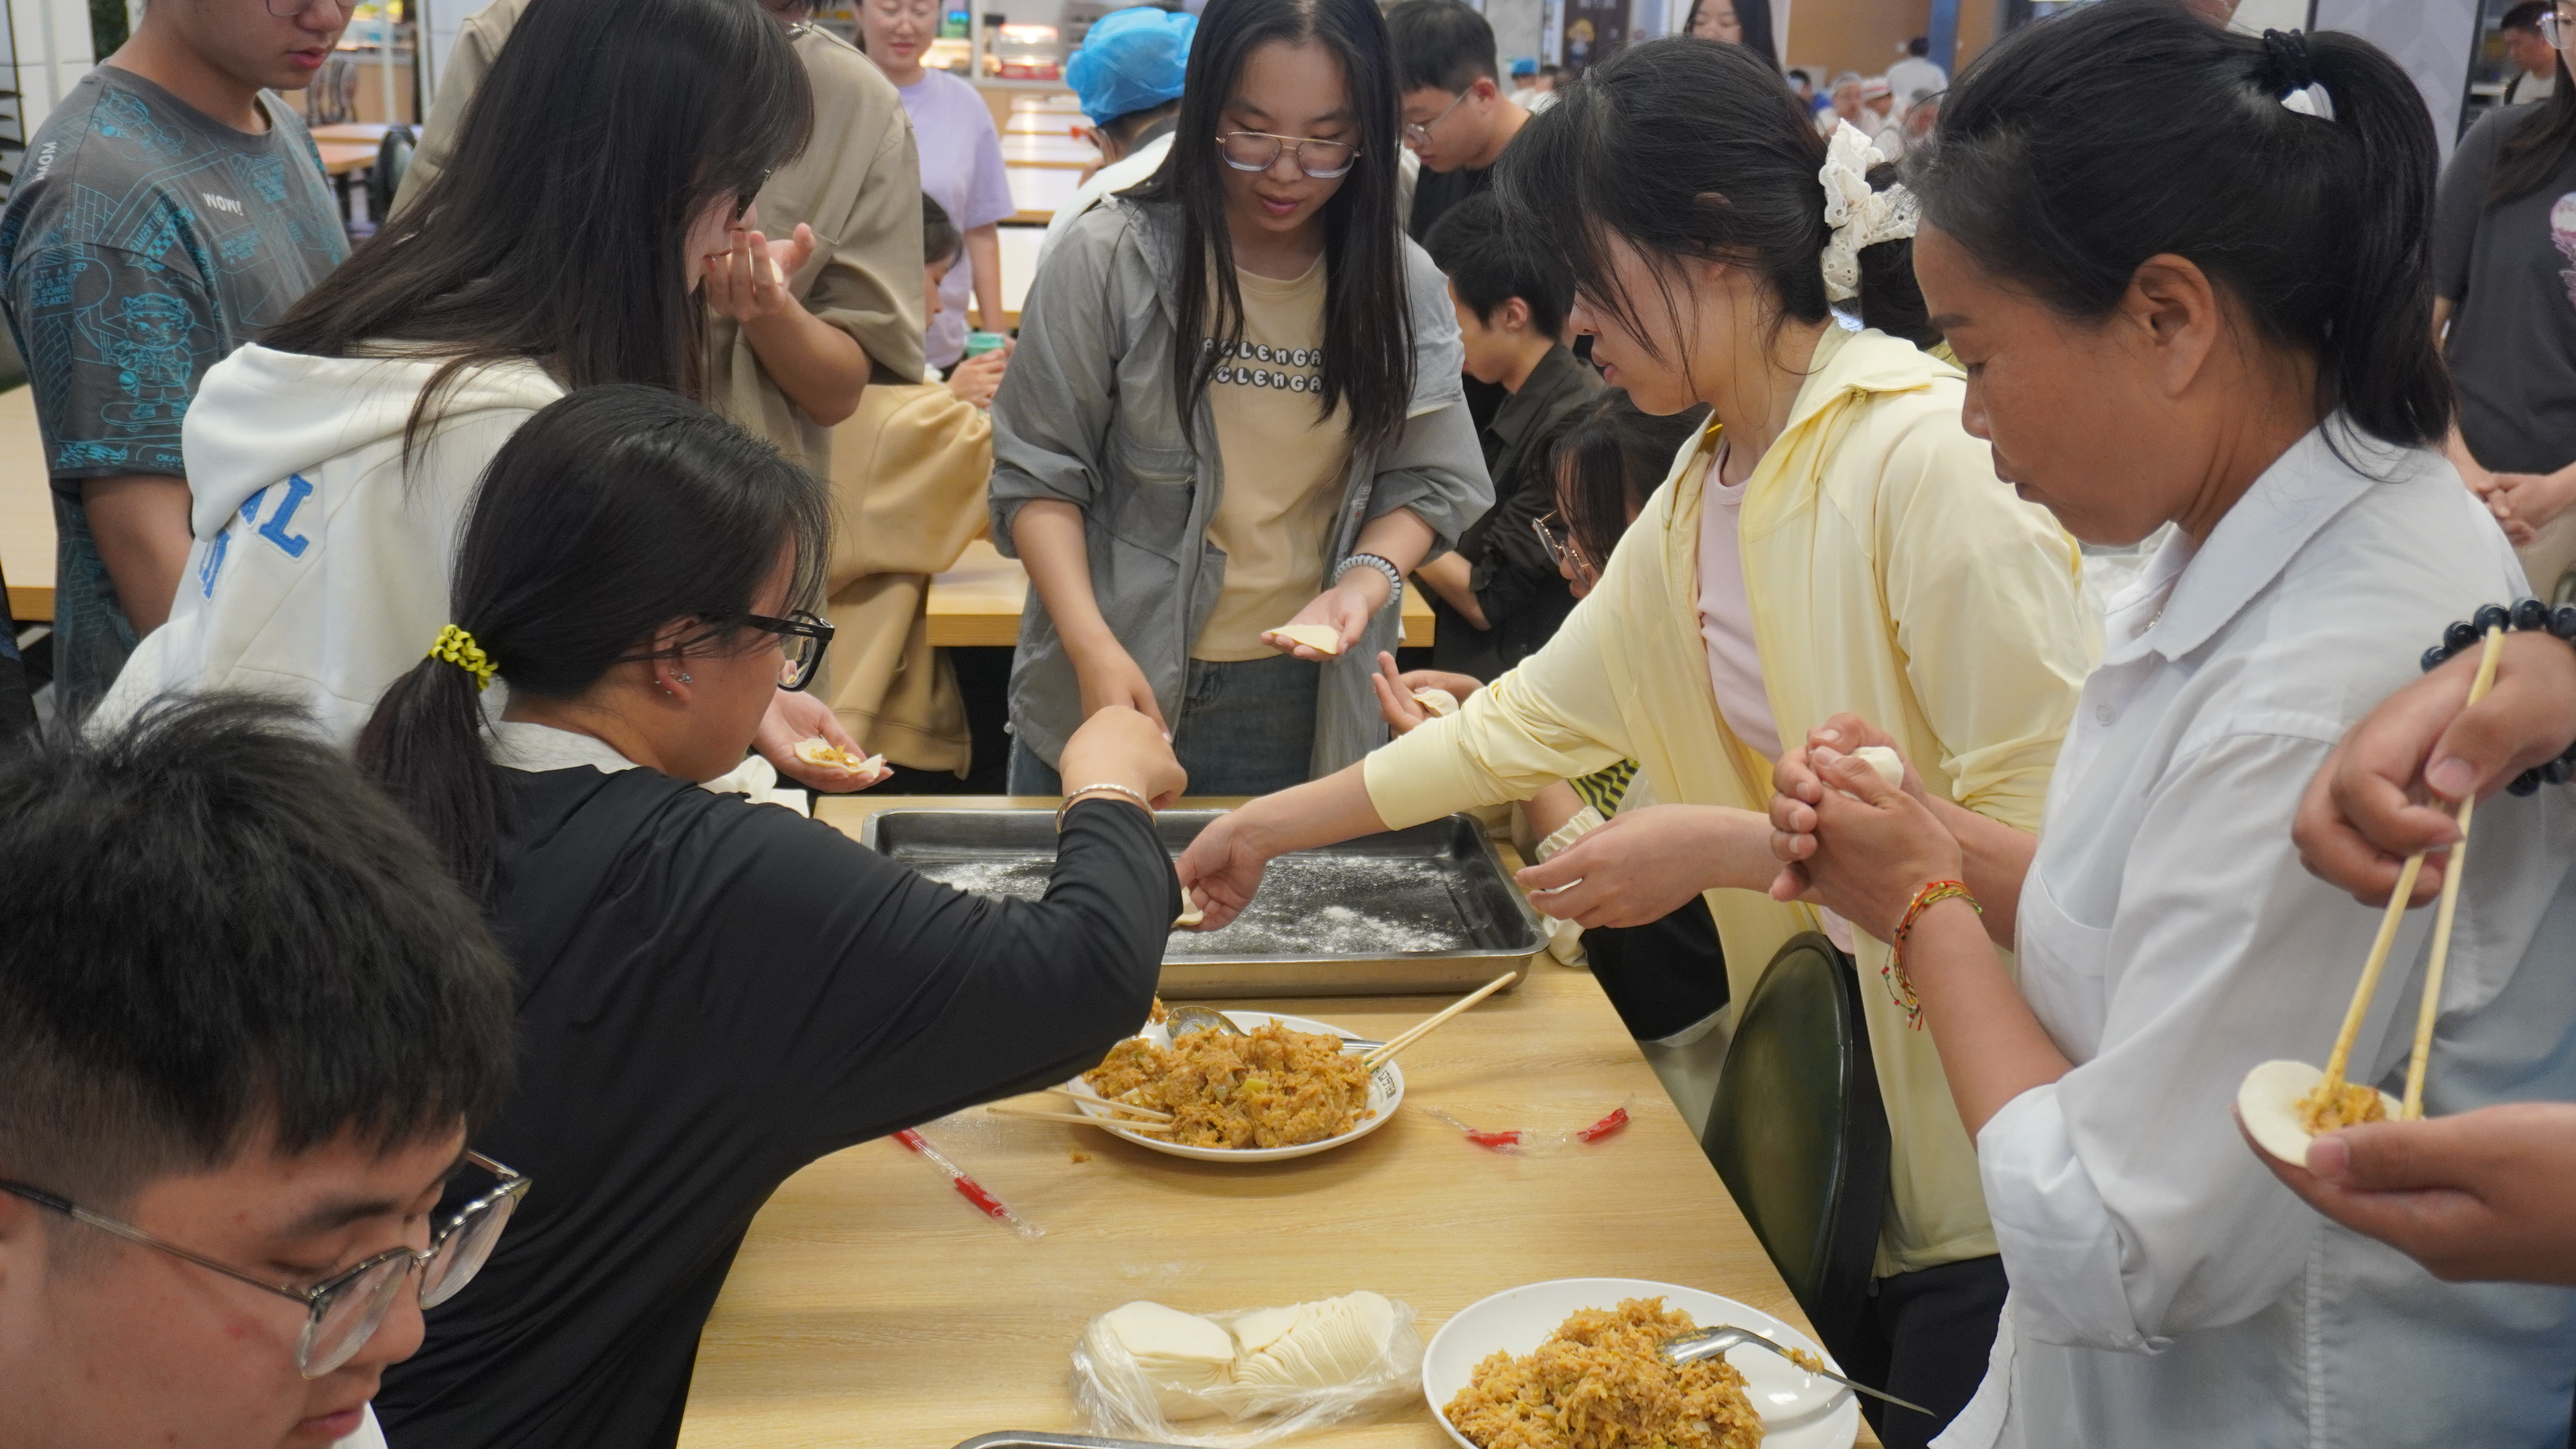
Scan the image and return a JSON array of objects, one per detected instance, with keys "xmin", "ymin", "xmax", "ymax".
[{"xmin": 1071, "ymin": 1294, "xmax": 1424, "ymax": 1448}]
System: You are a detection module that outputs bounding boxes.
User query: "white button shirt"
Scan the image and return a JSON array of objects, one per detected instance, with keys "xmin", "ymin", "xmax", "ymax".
[{"xmin": 1935, "ymin": 425, "xmax": 2576, "ymax": 1448}]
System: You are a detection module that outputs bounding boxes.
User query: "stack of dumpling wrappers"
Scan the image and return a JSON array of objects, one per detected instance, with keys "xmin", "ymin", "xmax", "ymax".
[{"xmin": 1083, "ymin": 1291, "xmax": 1408, "ymax": 1422}]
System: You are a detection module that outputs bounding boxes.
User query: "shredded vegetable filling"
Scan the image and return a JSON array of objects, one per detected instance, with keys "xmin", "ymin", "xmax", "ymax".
[
  {"xmin": 1443, "ymin": 1298, "xmax": 1763, "ymax": 1449},
  {"xmin": 1083, "ymin": 1021, "xmax": 1372, "ymax": 1149},
  {"xmin": 2296, "ymin": 1077, "xmax": 2388, "ymax": 1134}
]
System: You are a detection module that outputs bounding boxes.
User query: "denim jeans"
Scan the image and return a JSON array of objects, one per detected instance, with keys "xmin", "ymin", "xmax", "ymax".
[{"xmin": 1009, "ymin": 653, "xmax": 1321, "ymax": 797}]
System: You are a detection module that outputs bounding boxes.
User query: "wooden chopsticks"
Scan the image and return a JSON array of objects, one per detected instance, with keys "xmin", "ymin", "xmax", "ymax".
[
  {"xmin": 1039, "ymin": 1086, "xmax": 1172, "ymax": 1121},
  {"xmin": 1361, "ymin": 972, "xmax": 1517, "ymax": 1070},
  {"xmin": 2315, "ymin": 625, "xmax": 2502, "ymax": 1121},
  {"xmin": 988, "ymin": 1106, "xmax": 1176, "ymax": 1134}
]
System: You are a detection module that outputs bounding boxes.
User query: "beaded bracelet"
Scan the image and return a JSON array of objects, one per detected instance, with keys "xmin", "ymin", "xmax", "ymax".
[
  {"xmin": 2419, "ymin": 600, "xmax": 2576, "ymax": 796},
  {"xmin": 1883, "ymin": 879, "xmax": 1981, "ymax": 1030}
]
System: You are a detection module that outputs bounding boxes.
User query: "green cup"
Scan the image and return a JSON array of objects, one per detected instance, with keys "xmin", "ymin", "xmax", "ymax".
[{"xmin": 964, "ymin": 330, "xmax": 1008, "ymax": 359}]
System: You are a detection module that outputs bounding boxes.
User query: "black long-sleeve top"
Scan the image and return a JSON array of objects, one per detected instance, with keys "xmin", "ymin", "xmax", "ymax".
[
  {"xmin": 374, "ymin": 766, "xmax": 1174, "ymax": 1449},
  {"xmin": 1430, "ymin": 345, "xmax": 1603, "ymax": 681}
]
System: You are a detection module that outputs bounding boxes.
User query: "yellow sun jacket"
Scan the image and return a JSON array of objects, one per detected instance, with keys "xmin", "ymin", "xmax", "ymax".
[{"xmin": 1365, "ymin": 324, "xmax": 2100, "ymax": 1274}]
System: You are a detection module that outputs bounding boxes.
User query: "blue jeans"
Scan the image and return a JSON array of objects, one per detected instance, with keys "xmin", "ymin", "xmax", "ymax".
[{"xmin": 1010, "ymin": 653, "xmax": 1321, "ymax": 797}]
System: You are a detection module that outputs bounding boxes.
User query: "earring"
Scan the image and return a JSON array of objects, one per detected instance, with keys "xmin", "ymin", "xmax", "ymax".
[{"xmin": 678, "ymin": 673, "xmax": 693, "ymax": 683}]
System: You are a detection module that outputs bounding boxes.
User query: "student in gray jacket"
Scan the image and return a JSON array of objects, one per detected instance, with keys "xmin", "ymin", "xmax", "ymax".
[{"xmin": 991, "ymin": 0, "xmax": 1492, "ymax": 794}]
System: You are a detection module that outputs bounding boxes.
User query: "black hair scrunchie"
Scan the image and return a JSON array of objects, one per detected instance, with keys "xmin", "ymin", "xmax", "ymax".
[{"xmin": 2260, "ymin": 28, "xmax": 2315, "ymax": 97}]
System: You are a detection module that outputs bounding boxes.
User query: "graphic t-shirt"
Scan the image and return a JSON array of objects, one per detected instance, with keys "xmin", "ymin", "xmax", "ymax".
[
  {"xmin": 1192, "ymin": 257, "xmax": 1352, "ymax": 661},
  {"xmin": 2433, "ymin": 102, "xmax": 2576, "ymax": 473},
  {"xmin": 0, "ymin": 67, "xmax": 346, "ymax": 485}
]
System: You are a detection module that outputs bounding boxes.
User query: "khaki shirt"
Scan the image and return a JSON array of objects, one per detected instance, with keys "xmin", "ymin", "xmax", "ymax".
[{"xmin": 394, "ymin": 2, "xmax": 927, "ymax": 476}]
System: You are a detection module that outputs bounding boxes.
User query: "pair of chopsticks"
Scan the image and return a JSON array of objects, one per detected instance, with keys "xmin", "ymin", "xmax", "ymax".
[
  {"xmin": 990, "ymin": 1089, "xmax": 1176, "ymax": 1134},
  {"xmin": 1361, "ymin": 972, "xmax": 1517, "ymax": 1070},
  {"xmin": 2316, "ymin": 626, "xmax": 2502, "ymax": 1120}
]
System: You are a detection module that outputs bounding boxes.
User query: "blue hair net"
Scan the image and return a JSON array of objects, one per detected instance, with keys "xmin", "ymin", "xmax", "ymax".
[{"xmin": 1068, "ymin": 6, "xmax": 1196, "ymax": 127}]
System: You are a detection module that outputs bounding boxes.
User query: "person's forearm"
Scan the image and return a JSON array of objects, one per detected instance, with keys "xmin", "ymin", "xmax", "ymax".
[
  {"xmin": 1012, "ymin": 499, "xmax": 1119, "ymax": 661},
  {"xmin": 741, "ymin": 303, "xmax": 869, "ymax": 425},
  {"xmin": 966, "ymin": 224, "xmax": 1006, "ymax": 334},
  {"xmin": 1926, "ymin": 797, "xmax": 2033, "ymax": 946},
  {"xmin": 1413, "ymin": 551, "xmax": 1487, "ymax": 629},
  {"xmin": 1229, "ymin": 763, "xmax": 1391, "ymax": 858},
  {"xmin": 79, "ymin": 473, "xmax": 194, "ymax": 634},
  {"xmin": 1905, "ymin": 897, "xmax": 2073, "ymax": 1134},
  {"xmin": 2445, "ymin": 424, "xmax": 2494, "ymax": 492}
]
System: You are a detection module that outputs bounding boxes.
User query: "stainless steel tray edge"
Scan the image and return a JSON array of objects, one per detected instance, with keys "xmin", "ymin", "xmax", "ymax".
[
  {"xmin": 953, "ymin": 1433, "xmax": 1181, "ymax": 1449},
  {"xmin": 861, "ymin": 809, "xmax": 1543, "ymax": 999}
]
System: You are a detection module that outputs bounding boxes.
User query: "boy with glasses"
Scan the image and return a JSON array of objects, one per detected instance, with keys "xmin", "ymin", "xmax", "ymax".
[
  {"xmin": 0, "ymin": 0, "xmax": 352, "ymax": 711},
  {"xmin": 0, "ymin": 694, "xmax": 521, "ymax": 1449}
]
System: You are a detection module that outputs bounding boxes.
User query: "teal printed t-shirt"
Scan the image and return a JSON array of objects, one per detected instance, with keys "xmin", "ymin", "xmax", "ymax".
[{"xmin": 0, "ymin": 66, "xmax": 346, "ymax": 488}]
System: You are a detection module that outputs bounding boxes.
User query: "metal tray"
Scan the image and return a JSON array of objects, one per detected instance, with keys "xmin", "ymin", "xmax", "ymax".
[
  {"xmin": 953, "ymin": 1434, "xmax": 1173, "ymax": 1449},
  {"xmin": 863, "ymin": 809, "xmax": 1544, "ymax": 998}
]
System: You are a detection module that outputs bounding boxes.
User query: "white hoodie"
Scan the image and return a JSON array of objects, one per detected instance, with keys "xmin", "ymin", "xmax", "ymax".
[{"xmin": 97, "ymin": 343, "xmax": 567, "ymax": 744}]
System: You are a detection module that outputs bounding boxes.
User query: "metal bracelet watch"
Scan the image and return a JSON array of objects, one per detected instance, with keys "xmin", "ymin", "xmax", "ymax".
[
  {"xmin": 1333, "ymin": 553, "xmax": 1405, "ymax": 610},
  {"xmin": 1056, "ymin": 782, "xmax": 1154, "ymax": 832}
]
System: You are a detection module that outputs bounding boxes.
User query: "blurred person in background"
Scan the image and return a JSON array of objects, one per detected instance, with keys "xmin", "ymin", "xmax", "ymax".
[
  {"xmin": 1684, "ymin": 0, "xmax": 1777, "ymax": 67},
  {"xmin": 2505, "ymin": 1, "xmax": 2561, "ymax": 106},
  {"xmin": 2437, "ymin": 0, "xmax": 2576, "ymax": 597},
  {"xmin": 1039, "ymin": 5, "xmax": 1197, "ymax": 271},
  {"xmin": 861, "ymin": 0, "xmax": 1012, "ymax": 371},
  {"xmin": 1886, "ymin": 35, "xmax": 1946, "ymax": 106},
  {"xmin": 0, "ymin": 0, "xmax": 349, "ymax": 709}
]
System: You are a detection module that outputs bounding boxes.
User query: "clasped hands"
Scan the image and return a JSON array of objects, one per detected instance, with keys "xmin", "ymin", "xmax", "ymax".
[{"xmin": 1764, "ymin": 713, "xmax": 1965, "ymax": 940}]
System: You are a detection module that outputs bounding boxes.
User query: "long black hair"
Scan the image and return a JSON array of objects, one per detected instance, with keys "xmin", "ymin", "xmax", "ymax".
[
  {"xmin": 2492, "ymin": 49, "xmax": 2576, "ymax": 203},
  {"xmin": 1133, "ymin": 0, "xmax": 1415, "ymax": 452},
  {"xmin": 1683, "ymin": 0, "xmax": 1777, "ymax": 69},
  {"xmin": 1494, "ymin": 37, "xmax": 1938, "ymax": 382},
  {"xmin": 1549, "ymin": 390, "xmax": 1708, "ymax": 570},
  {"xmin": 265, "ymin": 0, "xmax": 813, "ymax": 452},
  {"xmin": 355, "ymin": 387, "xmax": 831, "ymax": 893},
  {"xmin": 1920, "ymin": 3, "xmax": 2449, "ymax": 450}
]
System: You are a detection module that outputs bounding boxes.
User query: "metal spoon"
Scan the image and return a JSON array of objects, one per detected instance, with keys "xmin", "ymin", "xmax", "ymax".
[
  {"xmin": 1661, "ymin": 1326, "xmax": 1933, "ymax": 1418},
  {"xmin": 1163, "ymin": 1005, "xmax": 1383, "ymax": 1051}
]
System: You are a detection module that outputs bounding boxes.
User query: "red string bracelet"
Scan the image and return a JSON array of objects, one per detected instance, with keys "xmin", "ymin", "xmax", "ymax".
[{"xmin": 1885, "ymin": 879, "xmax": 1980, "ymax": 1029}]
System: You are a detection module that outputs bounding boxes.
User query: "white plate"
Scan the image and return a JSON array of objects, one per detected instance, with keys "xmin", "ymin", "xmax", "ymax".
[
  {"xmin": 1065, "ymin": 1010, "xmax": 1403, "ymax": 1163},
  {"xmin": 1422, "ymin": 1277, "xmax": 1861, "ymax": 1449}
]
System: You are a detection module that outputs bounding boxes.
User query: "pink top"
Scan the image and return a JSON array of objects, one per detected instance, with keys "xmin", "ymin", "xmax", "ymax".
[{"xmin": 1695, "ymin": 444, "xmax": 1781, "ymax": 761}]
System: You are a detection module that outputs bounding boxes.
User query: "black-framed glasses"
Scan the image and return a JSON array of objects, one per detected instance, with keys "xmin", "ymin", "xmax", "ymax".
[
  {"xmin": 733, "ymin": 166, "xmax": 777, "ymax": 223},
  {"xmin": 1216, "ymin": 131, "xmax": 1360, "ymax": 179},
  {"xmin": 739, "ymin": 609, "xmax": 835, "ymax": 691},
  {"xmin": 1532, "ymin": 512, "xmax": 1597, "ymax": 589},
  {"xmin": 0, "ymin": 1153, "xmax": 529, "ymax": 1379},
  {"xmin": 1401, "ymin": 88, "xmax": 1473, "ymax": 151}
]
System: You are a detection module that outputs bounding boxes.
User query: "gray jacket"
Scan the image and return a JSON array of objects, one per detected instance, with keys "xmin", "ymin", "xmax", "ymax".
[{"xmin": 989, "ymin": 197, "xmax": 1492, "ymax": 777}]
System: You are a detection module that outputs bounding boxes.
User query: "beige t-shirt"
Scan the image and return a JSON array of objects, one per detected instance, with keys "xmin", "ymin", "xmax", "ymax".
[{"xmin": 1191, "ymin": 259, "xmax": 1352, "ymax": 661}]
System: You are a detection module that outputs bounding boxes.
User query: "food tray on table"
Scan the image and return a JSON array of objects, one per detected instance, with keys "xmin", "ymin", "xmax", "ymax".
[{"xmin": 863, "ymin": 809, "xmax": 1545, "ymax": 997}]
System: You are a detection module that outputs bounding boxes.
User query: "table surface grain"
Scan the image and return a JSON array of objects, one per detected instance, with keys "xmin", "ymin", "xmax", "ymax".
[{"xmin": 674, "ymin": 795, "xmax": 1862, "ymax": 1449}]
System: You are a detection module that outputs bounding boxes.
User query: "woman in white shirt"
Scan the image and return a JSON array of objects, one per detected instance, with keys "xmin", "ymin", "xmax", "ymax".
[{"xmin": 1766, "ymin": 9, "xmax": 2576, "ymax": 1446}]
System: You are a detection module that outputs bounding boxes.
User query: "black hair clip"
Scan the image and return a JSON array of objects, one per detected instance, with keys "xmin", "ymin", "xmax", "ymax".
[{"xmin": 2260, "ymin": 29, "xmax": 2315, "ymax": 98}]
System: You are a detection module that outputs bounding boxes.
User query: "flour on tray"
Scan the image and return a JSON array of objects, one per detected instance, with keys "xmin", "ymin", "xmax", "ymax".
[{"xmin": 905, "ymin": 852, "xmax": 1469, "ymax": 956}]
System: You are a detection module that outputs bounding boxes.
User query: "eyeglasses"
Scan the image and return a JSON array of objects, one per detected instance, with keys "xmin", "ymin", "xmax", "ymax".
[
  {"xmin": 1533, "ymin": 512, "xmax": 1598, "ymax": 589},
  {"xmin": 733, "ymin": 166, "xmax": 777, "ymax": 223},
  {"xmin": 738, "ymin": 609, "xmax": 835, "ymax": 691},
  {"xmin": 0, "ymin": 1153, "xmax": 528, "ymax": 1379},
  {"xmin": 1216, "ymin": 131, "xmax": 1360, "ymax": 179},
  {"xmin": 264, "ymin": 0, "xmax": 356, "ymax": 18},
  {"xmin": 1401, "ymin": 89, "xmax": 1473, "ymax": 151},
  {"xmin": 2543, "ymin": 11, "xmax": 2576, "ymax": 47}
]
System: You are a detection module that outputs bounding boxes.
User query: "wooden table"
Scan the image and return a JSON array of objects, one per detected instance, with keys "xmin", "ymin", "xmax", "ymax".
[
  {"xmin": 676, "ymin": 794, "xmax": 1842, "ymax": 1449},
  {"xmin": 1, "ymin": 385, "xmax": 54, "ymax": 623},
  {"xmin": 929, "ymin": 539, "xmax": 1439, "ymax": 650}
]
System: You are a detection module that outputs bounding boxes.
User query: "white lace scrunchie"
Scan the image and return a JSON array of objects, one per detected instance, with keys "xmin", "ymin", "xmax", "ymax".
[{"xmin": 1817, "ymin": 121, "xmax": 1920, "ymax": 303}]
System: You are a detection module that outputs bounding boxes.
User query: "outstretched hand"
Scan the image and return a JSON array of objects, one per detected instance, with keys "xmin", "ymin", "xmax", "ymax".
[
  {"xmin": 757, "ymin": 688, "xmax": 888, "ymax": 792},
  {"xmin": 1174, "ymin": 810, "xmax": 1270, "ymax": 931},
  {"xmin": 1369, "ymin": 652, "xmax": 1482, "ymax": 736},
  {"xmin": 703, "ymin": 221, "xmax": 818, "ymax": 323}
]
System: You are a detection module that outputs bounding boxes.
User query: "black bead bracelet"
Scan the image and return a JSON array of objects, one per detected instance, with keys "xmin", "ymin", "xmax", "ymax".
[{"xmin": 2420, "ymin": 601, "xmax": 2576, "ymax": 795}]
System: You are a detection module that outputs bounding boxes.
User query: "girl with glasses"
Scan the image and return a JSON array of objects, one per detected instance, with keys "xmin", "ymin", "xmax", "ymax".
[
  {"xmin": 93, "ymin": 0, "xmax": 875, "ymax": 794},
  {"xmin": 1179, "ymin": 37, "xmax": 2097, "ymax": 1446},
  {"xmin": 993, "ymin": 0, "xmax": 1491, "ymax": 797},
  {"xmin": 355, "ymin": 386, "xmax": 1188, "ymax": 1449}
]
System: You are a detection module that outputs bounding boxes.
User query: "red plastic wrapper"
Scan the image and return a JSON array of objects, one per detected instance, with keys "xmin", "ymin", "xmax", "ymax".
[
  {"xmin": 1421, "ymin": 1101, "xmax": 1632, "ymax": 1155},
  {"xmin": 894, "ymin": 1128, "xmax": 1043, "ymax": 1239}
]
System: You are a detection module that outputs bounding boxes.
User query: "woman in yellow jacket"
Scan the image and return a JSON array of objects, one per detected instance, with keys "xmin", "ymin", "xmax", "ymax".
[{"xmin": 1178, "ymin": 38, "xmax": 2095, "ymax": 1448}]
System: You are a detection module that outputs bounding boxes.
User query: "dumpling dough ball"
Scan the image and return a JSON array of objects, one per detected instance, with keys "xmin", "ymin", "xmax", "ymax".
[{"xmin": 1854, "ymin": 745, "xmax": 1903, "ymax": 788}]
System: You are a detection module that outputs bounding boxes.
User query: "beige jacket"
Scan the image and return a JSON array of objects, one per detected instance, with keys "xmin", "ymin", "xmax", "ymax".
[
  {"xmin": 1365, "ymin": 325, "xmax": 2099, "ymax": 1276},
  {"xmin": 822, "ymin": 382, "xmax": 991, "ymax": 773},
  {"xmin": 395, "ymin": 3, "xmax": 927, "ymax": 476}
]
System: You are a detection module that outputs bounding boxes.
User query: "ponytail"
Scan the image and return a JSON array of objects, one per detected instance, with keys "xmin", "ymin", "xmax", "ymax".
[
  {"xmin": 1493, "ymin": 37, "xmax": 1938, "ymax": 369},
  {"xmin": 1919, "ymin": 1, "xmax": 2450, "ymax": 451},
  {"xmin": 354, "ymin": 385, "xmax": 832, "ymax": 894}
]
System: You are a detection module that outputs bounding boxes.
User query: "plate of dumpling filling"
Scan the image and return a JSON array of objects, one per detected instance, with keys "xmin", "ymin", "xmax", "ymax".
[
  {"xmin": 1069, "ymin": 1011, "xmax": 1402, "ymax": 1162},
  {"xmin": 1426, "ymin": 1281, "xmax": 1860, "ymax": 1449}
]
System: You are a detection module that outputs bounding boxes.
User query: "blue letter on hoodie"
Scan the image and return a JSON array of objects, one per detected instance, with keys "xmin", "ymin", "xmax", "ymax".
[{"xmin": 257, "ymin": 474, "xmax": 314, "ymax": 558}]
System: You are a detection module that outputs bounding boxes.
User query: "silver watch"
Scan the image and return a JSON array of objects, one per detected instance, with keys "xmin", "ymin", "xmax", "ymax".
[{"xmin": 1333, "ymin": 553, "xmax": 1405, "ymax": 609}]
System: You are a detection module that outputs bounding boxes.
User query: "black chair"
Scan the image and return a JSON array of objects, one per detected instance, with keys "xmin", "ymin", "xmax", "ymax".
[
  {"xmin": 366, "ymin": 124, "xmax": 415, "ymax": 222},
  {"xmin": 1699, "ymin": 931, "xmax": 1890, "ymax": 1359}
]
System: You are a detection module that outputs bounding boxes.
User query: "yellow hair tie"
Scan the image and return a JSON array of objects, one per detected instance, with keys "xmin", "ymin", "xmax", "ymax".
[{"xmin": 428, "ymin": 624, "xmax": 498, "ymax": 691}]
